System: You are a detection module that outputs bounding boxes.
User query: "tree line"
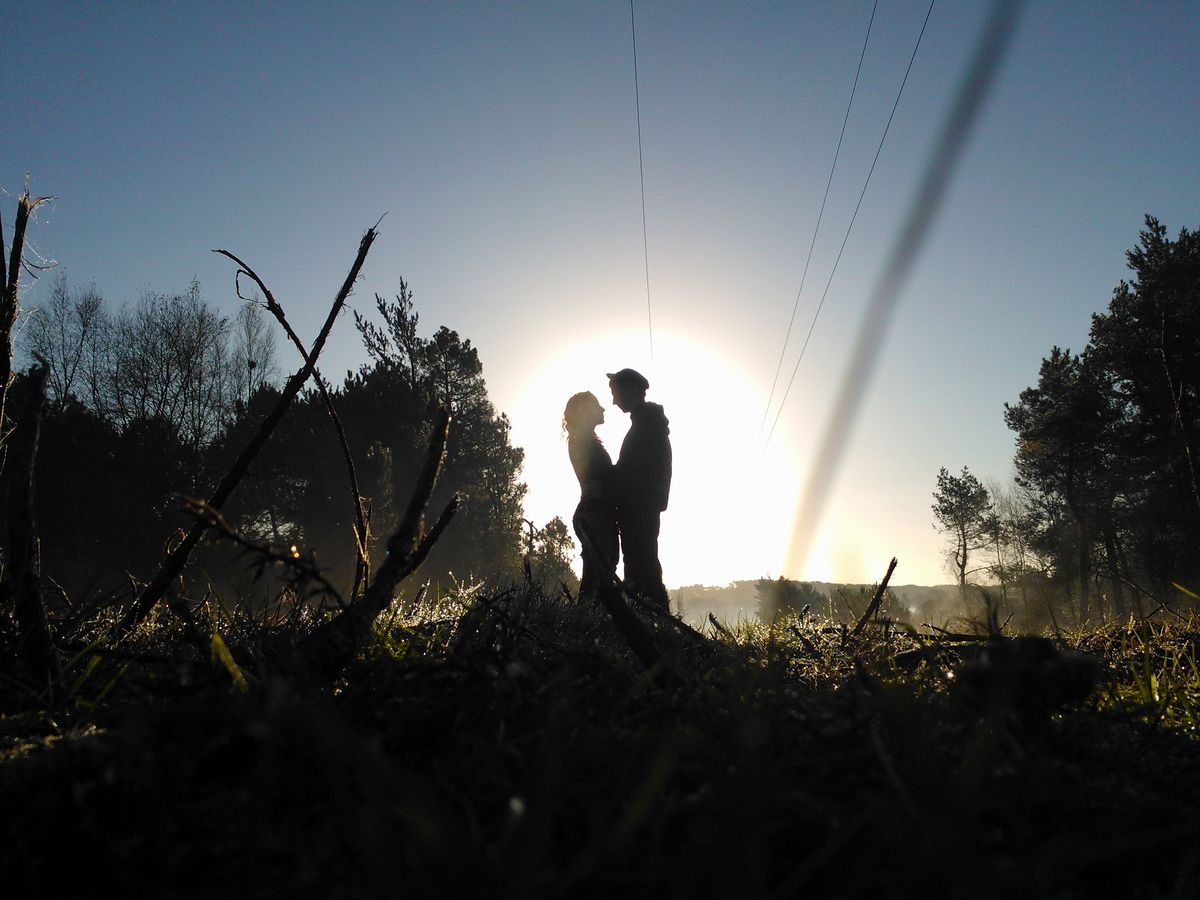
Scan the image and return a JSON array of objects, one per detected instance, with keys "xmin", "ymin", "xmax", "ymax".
[
  {"xmin": 4, "ymin": 273, "xmax": 574, "ymax": 604},
  {"xmin": 933, "ymin": 217, "xmax": 1200, "ymax": 626}
]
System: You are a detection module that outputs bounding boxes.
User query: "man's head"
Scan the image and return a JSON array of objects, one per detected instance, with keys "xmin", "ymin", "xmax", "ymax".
[{"xmin": 607, "ymin": 368, "xmax": 649, "ymax": 413}]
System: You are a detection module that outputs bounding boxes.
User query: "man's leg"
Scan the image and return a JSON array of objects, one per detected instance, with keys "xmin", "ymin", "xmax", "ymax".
[{"xmin": 619, "ymin": 507, "xmax": 668, "ymax": 612}]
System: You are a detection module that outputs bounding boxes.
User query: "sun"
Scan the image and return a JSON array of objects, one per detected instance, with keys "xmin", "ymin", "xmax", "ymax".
[{"xmin": 506, "ymin": 330, "xmax": 802, "ymax": 588}]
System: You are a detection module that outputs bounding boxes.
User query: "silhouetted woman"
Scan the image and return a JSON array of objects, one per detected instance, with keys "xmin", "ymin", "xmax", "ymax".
[{"xmin": 563, "ymin": 391, "xmax": 618, "ymax": 600}]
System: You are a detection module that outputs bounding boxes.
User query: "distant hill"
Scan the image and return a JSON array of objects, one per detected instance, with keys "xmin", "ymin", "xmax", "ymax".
[{"xmin": 672, "ymin": 579, "xmax": 968, "ymax": 628}]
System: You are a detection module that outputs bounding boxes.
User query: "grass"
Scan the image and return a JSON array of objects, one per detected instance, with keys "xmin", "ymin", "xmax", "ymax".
[
  {"xmin": 1087, "ymin": 618, "xmax": 1200, "ymax": 736},
  {"xmin": 2, "ymin": 585, "xmax": 1199, "ymax": 898}
]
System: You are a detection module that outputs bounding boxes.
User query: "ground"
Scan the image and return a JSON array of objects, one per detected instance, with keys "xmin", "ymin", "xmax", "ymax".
[{"xmin": 2, "ymin": 587, "xmax": 1198, "ymax": 898}]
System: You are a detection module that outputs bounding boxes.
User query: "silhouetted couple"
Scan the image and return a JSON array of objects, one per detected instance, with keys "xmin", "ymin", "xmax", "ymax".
[{"xmin": 563, "ymin": 368, "xmax": 671, "ymax": 612}]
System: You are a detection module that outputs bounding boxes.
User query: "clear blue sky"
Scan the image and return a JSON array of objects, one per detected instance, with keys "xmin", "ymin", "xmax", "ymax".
[{"xmin": 6, "ymin": 1, "xmax": 1198, "ymax": 587}]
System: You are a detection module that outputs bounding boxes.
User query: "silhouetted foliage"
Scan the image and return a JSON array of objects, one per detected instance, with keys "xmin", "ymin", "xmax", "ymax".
[
  {"xmin": 1001, "ymin": 216, "xmax": 1200, "ymax": 619},
  {"xmin": 7, "ymin": 275, "xmax": 529, "ymax": 600},
  {"xmin": 1087, "ymin": 217, "xmax": 1200, "ymax": 594},
  {"xmin": 523, "ymin": 515, "xmax": 578, "ymax": 591},
  {"xmin": 8, "ymin": 279, "xmax": 247, "ymax": 593},
  {"xmin": 931, "ymin": 466, "xmax": 993, "ymax": 591},
  {"xmin": 755, "ymin": 576, "xmax": 824, "ymax": 623},
  {"xmin": 352, "ymin": 284, "xmax": 527, "ymax": 584}
]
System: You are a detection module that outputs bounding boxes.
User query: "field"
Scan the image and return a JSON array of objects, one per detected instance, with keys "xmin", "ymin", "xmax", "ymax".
[{"xmin": 2, "ymin": 586, "xmax": 1198, "ymax": 899}]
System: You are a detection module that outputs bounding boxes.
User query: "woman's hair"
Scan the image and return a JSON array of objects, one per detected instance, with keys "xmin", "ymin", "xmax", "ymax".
[{"xmin": 562, "ymin": 391, "xmax": 599, "ymax": 437}]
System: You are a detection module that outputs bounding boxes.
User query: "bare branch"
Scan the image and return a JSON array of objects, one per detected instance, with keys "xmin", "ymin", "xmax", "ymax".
[
  {"xmin": 1, "ymin": 182, "xmax": 56, "ymax": 436},
  {"xmin": 214, "ymin": 247, "xmax": 372, "ymax": 597},
  {"xmin": 852, "ymin": 557, "xmax": 898, "ymax": 637},
  {"xmin": 301, "ymin": 407, "xmax": 458, "ymax": 677},
  {"xmin": 182, "ymin": 497, "xmax": 348, "ymax": 610},
  {"xmin": 114, "ymin": 225, "xmax": 379, "ymax": 639}
]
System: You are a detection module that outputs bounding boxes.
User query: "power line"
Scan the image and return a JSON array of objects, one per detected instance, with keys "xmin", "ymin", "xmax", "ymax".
[
  {"xmin": 764, "ymin": 0, "xmax": 936, "ymax": 451},
  {"xmin": 783, "ymin": 0, "xmax": 1024, "ymax": 577},
  {"xmin": 759, "ymin": 0, "xmax": 879, "ymax": 437},
  {"xmin": 631, "ymin": 0, "xmax": 654, "ymax": 360}
]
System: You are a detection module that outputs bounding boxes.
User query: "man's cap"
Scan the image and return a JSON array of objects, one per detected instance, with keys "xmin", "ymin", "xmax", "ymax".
[{"xmin": 607, "ymin": 368, "xmax": 649, "ymax": 391}]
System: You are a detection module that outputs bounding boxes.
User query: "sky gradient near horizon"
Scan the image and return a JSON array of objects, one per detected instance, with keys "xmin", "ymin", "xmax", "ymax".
[{"xmin": 5, "ymin": 1, "xmax": 1199, "ymax": 587}]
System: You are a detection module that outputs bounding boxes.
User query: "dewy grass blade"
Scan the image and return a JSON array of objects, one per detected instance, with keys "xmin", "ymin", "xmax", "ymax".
[
  {"xmin": 1172, "ymin": 582, "xmax": 1200, "ymax": 602},
  {"xmin": 210, "ymin": 631, "xmax": 249, "ymax": 692}
]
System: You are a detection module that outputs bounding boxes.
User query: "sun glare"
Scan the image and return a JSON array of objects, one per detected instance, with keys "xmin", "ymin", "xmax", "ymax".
[{"xmin": 508, "ymin": 330, "xmax": 802, "ymax": 588}]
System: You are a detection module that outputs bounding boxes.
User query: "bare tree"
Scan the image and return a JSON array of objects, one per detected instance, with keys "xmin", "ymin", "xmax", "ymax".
[
  {"xmin": 91, "ymin": 281, "xmax": 234, "ymax": 458},
  {"xmin": 231, "ymin": 298, "xmax": 278, "ymax": 407},
  {"xmin": 22, "ymin": 273, "xmax": 104, "ymax": 410}
]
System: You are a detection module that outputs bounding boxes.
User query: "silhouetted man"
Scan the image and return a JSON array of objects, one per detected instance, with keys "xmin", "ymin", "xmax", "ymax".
[{"xmin": 607, "ymin": 367, "xmax": 671, "ymax": 612}]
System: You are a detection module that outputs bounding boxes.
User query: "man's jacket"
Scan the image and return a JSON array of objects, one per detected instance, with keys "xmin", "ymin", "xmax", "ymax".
[{"xmin": 615, "ymin": 402, "xmax": 672, "ymax": 512}]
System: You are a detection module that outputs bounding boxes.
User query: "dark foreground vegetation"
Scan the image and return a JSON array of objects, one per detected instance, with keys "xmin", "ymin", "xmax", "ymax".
[{"xmin": 2, "ymin": 588, "xmax": 1199, "ymax": 898}]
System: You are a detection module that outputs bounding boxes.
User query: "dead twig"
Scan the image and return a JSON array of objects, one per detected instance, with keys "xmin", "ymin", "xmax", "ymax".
[
  {"xmin": 707, "ymin": 612, "xmax": 735, "ymax": 642},
  {"xmin": 181, "ymin": 497, "xmax": 348, "ymax": 611},
  {"xmin": 214, "ymin": 247, "xmax": 372, "ymax": 600},
  {"xmin": 1117, "ymin": 571, "xmax": 1189, "ymax": 624},
  {"xmin": 1, "ymin": 179, "xmax": 55, "ymax": 438},
  {"xmin": 114, "ymin": 224, "xmax": 379, "ymax": 640},
  {"xmin": 922, "ymin": 624, "xmax": 988, "ymax": 642},
  {"xmin": 789, "ymin": 624, "xmax": 820, "ymax": 657},
  {"xmin": 301, "ymin": 406, "xmax": 459, "ymax": 677},
  {"xmin": 852, "ymin": 557, "xmax": 897, "ymax": 637}
]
